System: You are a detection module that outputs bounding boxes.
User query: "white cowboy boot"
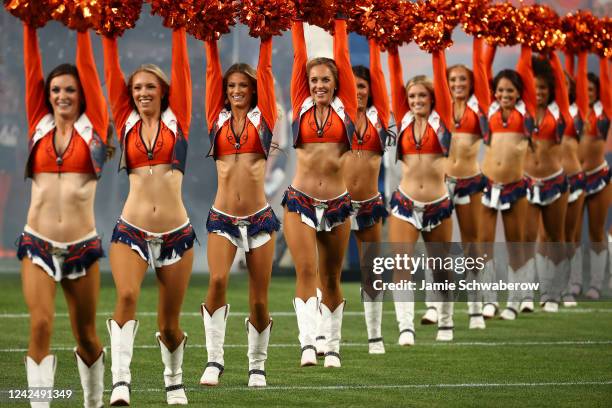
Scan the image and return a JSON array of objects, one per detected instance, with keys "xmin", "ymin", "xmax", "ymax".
[
  {"xmin": 107, "ymin": 319, "xmax": 138, "ymax": 406},
  {"xmin": 362, "ymin": 290, "xmax": 384, "ymax": 354},
  {"xmin": 394, "ymin": 301, "xmax": 415, "ymax": 346},
  {"xmin": 314, "ymin": 288, "xmax": 327, "ymax": 356},
  {"xmin": 246, "ymin": 319, "xmax": 272, "ymax": 387},
  {"xmin": 468, "ymin": 301, "xmax": 485, "ymax": 329},
  {"xmin": 157, "ymin": 333, "xmax": 188, "ymax": 405},
  {"xmin": 481, "ymin": 260, "xmax": 499, "ymax": 318},
  {"xmin": 322, "ymin": 301, "xmax": 345, "ymax": 368},
  {"xmin": 586, "ymin": 249, "xmax": 607, "ymax": 299},
  {"xmin": 293, "ymin": 297, "xmax": 318, "ymax": 366},
  {"xmin": 75, "ymin": 350, "xmax": 104, "ymax": 408},
  {"xmin": 200, "ymin": 304, "xmax": 229, "ymax": 386},
  {"xmin": 25, "ymin": 355, "xmax": 56, "ymax": 407},
  {"xmin": 436, "ymin": 301, "xmax": 454, "ymax": 341}
]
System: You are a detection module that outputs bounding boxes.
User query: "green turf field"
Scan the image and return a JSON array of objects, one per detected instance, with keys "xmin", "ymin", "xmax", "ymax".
[{"xmin": 0, "ymin": 272, "xmax": 611, "ymax": 407}]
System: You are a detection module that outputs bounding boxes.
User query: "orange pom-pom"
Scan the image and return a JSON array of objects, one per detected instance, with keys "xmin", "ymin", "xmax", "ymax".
[
  {"xmin": 51, "ymin": 0, "xmax": 103, "ymax": 32},
  {"xmin": 592, "ymin": 17, "xmax": 612, "ymax": 58},
  {"xmin": 562, "ymin": 11, "xmax": 598, "ymax": 54},
  {"xmin": 413, "ymin": 0, "xmax": 460, "ymax": 53},
  {"xmin": 95, "ymin": 0, "xmax": 143, "ymax": 37},
  {"xmin": 4, "ymin": 0, "xmax": 62, "ymax": 28},
  {"xmin": 483, "ymin": 1, "xmax": 520, "ymax": 47},
  {"xmin": 347, "ymin": 0, "xmax": 416, "ymax": 51},
  {"xmin": 294, "ymin": 0, "xmax": 335, "ymax": 32},
  {"xmin": 148, "ymin": 0, "xmax": 195, "ymax": 29},
  {"xmin": 458, "ymin": 0, "xmax": 489, "ymax": 37},
  {"xmin": 517, "ymin": 4, "xmax": 565, "ymax": 53},
  {"xmin": 240, "ymin": 0, "xmax": 296, "ymax": 39},
  {"xmin": 187, "ymin": 0, "xmax": 239, "ymax": 42}
]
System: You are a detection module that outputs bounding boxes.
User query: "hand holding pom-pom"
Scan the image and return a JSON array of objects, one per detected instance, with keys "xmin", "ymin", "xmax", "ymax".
[
  {"xmin": 240, "ymin": 0, "xmax": 296, "ymax": 39},
  {"xmin": 517, "ymin": 4, "xmax": 564, "ymax": 53},
  {"xmin": 483, "ymin": 1, "xmax": 520, "ymax": 47},
  {"xmin": 294, "ymin": 0, "xmax": 335, "ymax": 32},
  {"xmin": 458, "ymin": 0, "xmax": 489, "ymax": 37},
  {"xmin": 148, "ymin": 0, "xmax": 195, "ymax": 29},
  {"xmin": 413, "ymin": 0, "xmax": 460, "ymax": 53},
  {"xmin": 562, "ymin": 11, "xmax": 598, "ymax": 55},
  {"xmin": 187, "ymin": 0, "xmax": 239, "ymax": 42},
  {"xmin": 95, "ymin": 0, "xmax": 143, "ymax": 37},
  {"xmin": 348, "ymin": 0, "xmax": 415, "ymax": 51},
  {"xmin": 52, "ymin": 0, "xmax": 103, "ymax": 32},
  {"xmin": 592, "ymin": 17, "xmax": 611, "ymax": 58},
  {"xmin": 4, "ymin": 0, "xmax": 62, "ymax": 28}
]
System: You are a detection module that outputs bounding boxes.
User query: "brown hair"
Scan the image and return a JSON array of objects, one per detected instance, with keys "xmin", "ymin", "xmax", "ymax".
[
  {"xmin": 127, "ymin": 64, "xmax": 170, "ymax": 113},
  {"xmin": 447, "ymin": 64, "xmax": 474, "ymax": 96},
  {"xmin": 405, "ymin": 75, "xmax": 435, "ymax": 110},
  {"xmin": 306, "ymin": 57, "xmax": 338, "ymax": 94},
  {"xmin": 223, "ymin": 63, "xmax": 258, "ymax": 110},
  {"xmin": 44, "ymin": 63, "xmax": 85, "ymax": 115}
]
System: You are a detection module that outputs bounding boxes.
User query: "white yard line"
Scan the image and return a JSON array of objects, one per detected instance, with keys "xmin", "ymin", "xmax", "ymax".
[
  {"xmin": 1, "ymin": 340, "xmax": 611, "ymax": 353},
  {"xmin": 1, "ymin": 308, "xmax": 611, "ymax": 318}
]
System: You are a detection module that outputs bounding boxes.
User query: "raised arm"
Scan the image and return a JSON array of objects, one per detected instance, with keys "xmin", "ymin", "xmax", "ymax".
[
  {"xmin": 483, "ymin": 42, "xmax": 497, "ymax": 85},
  {"xmin": 432, "ymin": 50, "xmax": 453, "ymax": 130},
  {"xmin": 472, "ymin": 37, "xmax": 491, "ymax": 115},
  {"xmin": 257, "ymin": 37, "xmax": 277, "ymax": 131},
  {"xmin": 102, "ymin": 36, "xmax": 132, "ymax": 139},
  {"xmin": 516, "ymin": 45, "xmax": 536, "ymax": 120},
  {"xmin": 599, "ymin": 56, "xmax": 611, "ymax": 119},
  {"xmin": 550, "ymin": 51, "xmax": 571, "ymax": 138},
  {"xmin": 204, "ymin": 39, "xmax": 224, "ymax": 131},
  {"xmin": 388, "ymin": 49, "xmax": 409, "ymax": 122},
  {"xmin": 564, "ymin": 51, "xmax": 575, "ymax": 80},
  {"xmin": 368, "ymin": 40, "xmax": 389, "ymax": 129},
  {"xmin": 575, "ymin": 51, "xmax": 589, "ymax": 122},
  {"xmin": 169, "ymin": 28, "xmax": 191, "ymax": 138},
  {"xmin": 23, "ymin": 24, "xmax": 48, "ymax": 136},
  {"xmin": 291, "ymin": 20, "xmax": 309, "ymax": 121},
  {"xmin": 76, "ymin": 31, "xmax": 108, "ymax": 143},
  {"xmin": 333, "ymin": 19, "xmax": 357, "ymax": 123}
]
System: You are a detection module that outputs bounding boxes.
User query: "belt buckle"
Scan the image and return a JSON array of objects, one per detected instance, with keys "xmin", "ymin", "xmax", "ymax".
[
  {"xmin": 146, "ymin": 236, "xmax": 164, "ymax": 245},
  {"xmin": 50, "ymin": 247, "xmax": 68, "ymax": 258},
  {"xmin": 314, "ymin": 202, "xmax": 329, "ymax": 210},
  {"xmin": 234, "ymin": 219, "xmax": 251, "ymax": 227}
]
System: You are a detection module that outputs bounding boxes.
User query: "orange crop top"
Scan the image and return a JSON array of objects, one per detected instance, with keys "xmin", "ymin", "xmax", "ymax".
[
  {"xmin": 125, "ymin": 121, "xmax": 175, "ymax": 170},
  {"xmin": 453, "ymin": 107, "xmax": 481, "ymax": 135},
  {"xmin": 353, "ymin": 121, "xmax": 383, "ymax": 152},
  {"xmin": 298, "ymin": 108, "xmax": 347, "ymax": 144},
  {"xmin": 30, "ymin": 130, "xmax": 95, "ymax": 174},
  {"xmin": 489, "ymin": 109, "xmax": 525, "ymax": 134},
  {"xmin": 533, "ymin": 109, "xmax": 558, "ymax": 141},
  {"xmin": 399, "ymin": 124, "xmax": 444, "ymax": 156},
  {"xmin": 215, "ymin": 121, "xmax": 265, "ymax": 156}
]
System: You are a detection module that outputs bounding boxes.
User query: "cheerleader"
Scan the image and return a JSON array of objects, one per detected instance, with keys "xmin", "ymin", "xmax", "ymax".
[
  {"xmin": 284, "ymin": 16, "xmax": 357, "ymax": 368},
  {"xmin": 523, "ymin": 53, "xmax": 572, "ymax": 313},
  {"xmin": 18, "ymin": 23, "xmax": 109, "ymax": 407},
  {"xmin": 558, "ymin": 59, "xmax": 585, "ymax": 307},
  {"xmin": 577, "ymin": 56, "xmax": 611, "ymax": 300},
  {"xmin": 422, "ymin": 37, "xmax": 491, "ymax": 330},
  {"xmin": 479, "ymin": 44, "xmax": 537, "ymax": 321},
  {"xmin": 387, "ymin": 44, "xmax": 455, "ymax": 342},
  {"xmin": 102, "ymin": 27, "xmax": 194, "ymax": 405},
  {"xmin": 200, "ymin": 35, "xmax": 278, "ymax": 387},
  {"xmin": 341, "ymin": 41, "xmax": 390, "ymax": 354}
]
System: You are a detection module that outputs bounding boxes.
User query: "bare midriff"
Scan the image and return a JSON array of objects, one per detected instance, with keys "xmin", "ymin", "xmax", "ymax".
[
  {"xmin": 122, "ymin": 164, "xmax": 188, "ymax": 232},
  {"xmin": 400, "ymin": 154, "xmax": 447, "ymax": 201},
  {"xmin": 482, "ymin": 132, "xmax": 528, "ymax": 183},
  {"xmin": 446, "ymin": 132, "xmax": 481, "ymax": 178},
  {"xmin": 292, "ymin": 143, "xmax": 348, "ymax": 199},
  {"xmin": 524, "ymin": 138, "xmax": 563, "ymax": 178},
  {"xmin": 214, "ymin": 153, "xmax": 268, "ymax": 216},
  {"xmin": 27, "ymin": 173, "xmax": 97, "ymax": 241},
  {"xmin": 341, "ymin": 150, "xmax": 381, "ymax": 201}
]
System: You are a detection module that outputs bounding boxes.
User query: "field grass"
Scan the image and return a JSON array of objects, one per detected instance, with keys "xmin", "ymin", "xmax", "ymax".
[{"xmin": 0, "ymin": 272, "xmax": 611, "ymax": 407}]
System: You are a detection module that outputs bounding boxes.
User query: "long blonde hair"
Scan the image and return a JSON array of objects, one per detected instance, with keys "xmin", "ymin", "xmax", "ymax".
[
  {"xmin": 127, "ymin": 64, "xmax": 170, "ymax": 112},
  {"xmin": 405, "ymin": 75, "xmax": 435, "ymax": 110}
]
